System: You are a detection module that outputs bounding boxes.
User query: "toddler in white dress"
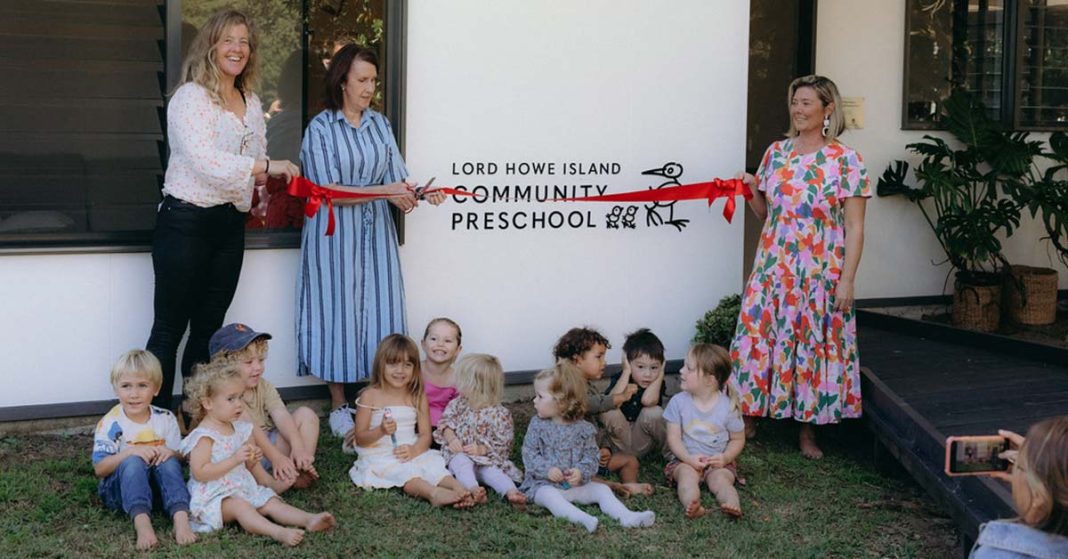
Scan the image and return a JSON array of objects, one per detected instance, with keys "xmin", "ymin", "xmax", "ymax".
[{"xmin": 181, "ymin": 361, "xmax": 335, "ymax": 546}]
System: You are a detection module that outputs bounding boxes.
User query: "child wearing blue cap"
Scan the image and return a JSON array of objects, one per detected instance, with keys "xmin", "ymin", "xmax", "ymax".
[{"xmin": 209, "ymin": 323, "xmax": 320, "ymax": 492}]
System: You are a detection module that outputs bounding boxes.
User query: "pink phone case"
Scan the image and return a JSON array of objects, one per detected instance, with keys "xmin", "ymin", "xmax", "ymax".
[{"xmin": 944, "ymin": 435, "xmax": 1009, "ymax": 477}]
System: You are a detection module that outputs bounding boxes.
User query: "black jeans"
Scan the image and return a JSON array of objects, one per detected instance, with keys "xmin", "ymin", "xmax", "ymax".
[{"xmin": 147, "ymin": 196, "xmax": 245, "ymax": 410}]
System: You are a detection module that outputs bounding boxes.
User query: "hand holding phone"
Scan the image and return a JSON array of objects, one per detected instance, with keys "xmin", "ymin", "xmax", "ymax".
[{"xmin": 945, "ymin": 435, "xmax": 1011, "ymax": 476}]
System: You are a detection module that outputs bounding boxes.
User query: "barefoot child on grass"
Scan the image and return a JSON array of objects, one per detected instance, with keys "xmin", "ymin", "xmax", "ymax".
[
  {"xmin": 349, "ymin": 334, "xmax": 479, "ymax": 508},
  {"xmin": 434, "ymin": 353, "xmax": 526, "ymax": 506},
  {"xmin": 181, "ymin": 361, "xmax": 335, "ymax": 546},
  {"xmin": 553, "ymin": 327, "xmax": 652, "ymax": 497},
  {"xmin": 520, "ymin": 361, "xmax": 656, "ymax": 533},
  {"xmin": 665, "ymin": 344, "xmax": 746, "ymax": 519},
  {"xmin": 93, "ymin": 350, "xmax": 196, "ymax": 550},
  {"xmin": 208, "ymin": 323, "xmax": 320, "ymax": 492},
  {"xmin": 602, "ymin": 328, "xmax": 668, "ymax": 459}
]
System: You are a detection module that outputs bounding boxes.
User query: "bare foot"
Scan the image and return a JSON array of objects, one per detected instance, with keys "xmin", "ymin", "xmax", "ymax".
[
  {"xmin": 428, "ymin": 487, "xmax": 465, "ymax": 508},
  {"xmin": 505, "ymin": 489, "xmax": 527, "ymax": 508},
  {"xmin": 799, "ymin": 434, "xmax": 824, "ymax": 460},
  {"xmin": 601, "ymin": 479, "xmax": 631, "ymax": 498},
  {"xmin": 720, "ymin": 502, "xmax": 743, "ymax": 518},
  {"xmin": 133, "ymin": 514, "xmax": 159, "ymax": 551},
  {"xmin": 470, "ymin": 487, "xmax": 488, "ymax": 505},
  {"xmin": 452, "ymin": 491, "xmax": 478, "ymax": 509},
  {"xmin": 744, "ymin": 416, "xmax": 757, "ymax": 439},
  {"xmin": 272, "ymin": 527, "xmax": 305, "ymax": 547},
  {"xmin": 306, "ymin": 512, "xmax": 336, "ymax": 533},
  {"xmin": 622, "ymin": 482, "xmax": 654, "ymax": 496},
  {"xmin": 292, "ymin": 470, "xmax": 318, "ymax": 490},
  {"xmin": 799, "ymin": 423, "xmax": 823, "ymax": 459},
  {"xmin": 684, "ymin": 499, "xmax": 707, "ymax": 519},
  {"xmin": 172, "ymin": 511, "xmax": 197, "ymax": 545}
]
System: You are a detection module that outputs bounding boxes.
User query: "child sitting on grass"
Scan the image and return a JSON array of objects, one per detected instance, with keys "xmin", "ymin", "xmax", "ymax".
[
  {"xmin": 519, "ymin": 361, "xmax": 655, "ymax": 533},
  {"xmin": 421, "ymin": 317, "xmax": 464, "ymax": 430},
  {"xmin": 93, "ymin": 349, "xmax": 196, "ymax": 550},
  {"xmin": 434, "ymin": 353, "xmax": 526, "ymax": 506},
  {"xmin": 602, "ymin": 328, "xmax": 667, "ymax": 459},
  {"xmin": 664, "ymin": 344, "xmax": 745, "ymax": 519},
  {"xmin": 348, "ymin": 334, "xmax": 479, "ymax": 508},
  {"xmin": 180, "ymin": 361, "xmax": 335, "ymax": 546},
  {"xmin": 208, "ymin": 323, "xmax": 319, "ymax": 492},
  {"xmin": 553, "ymin": 327, "xmax": 652, "ymax": 496}
]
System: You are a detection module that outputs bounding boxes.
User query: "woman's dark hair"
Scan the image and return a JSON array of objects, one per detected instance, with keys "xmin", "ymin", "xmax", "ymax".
[{"xmin": 323, "ymin": 44, "xmax": 379, "ymax": 111}]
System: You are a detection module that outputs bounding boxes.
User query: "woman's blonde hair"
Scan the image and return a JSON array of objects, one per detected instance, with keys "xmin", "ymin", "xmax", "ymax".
[
  {"xmin": 184, "ymin": 360, "xmax": 243, "ymax": 422},
  {"xmin": 535, "ymin": 361, "xmax": 587, "ymax": 421},
  {"xmin": 786, "ymin": 74, "xmax": 846, "ymax": 142},
  {"xmin": 364, "ymin": 334, "xmax": 425, "ymax": 407},
  {"xmin": 178, "ymin": 9, "xmax": 259, "ymax": 105},
  {"xmin": 1019, "ymin": 416, "xmax": 1068, "ymax": 535},
  {"xmin": 455, "ymin": 354, "xmax": 503, "ymax": 410},
  {"xmin": 110, "ymin": 349, "xmax": 163, "ymax": 389},
  {"xmin": 689, "ymin": 344, "xmax": 740, "ymax": 414}
]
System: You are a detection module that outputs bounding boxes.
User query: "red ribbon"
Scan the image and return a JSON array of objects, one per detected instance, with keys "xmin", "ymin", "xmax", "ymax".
[
  {"xmin": 555, "ymin": 178, "xmax": 752, "ymax": 223},
  {"xmin": 287, "ymin": 178, "xmax": 480, "ymax": 235}
]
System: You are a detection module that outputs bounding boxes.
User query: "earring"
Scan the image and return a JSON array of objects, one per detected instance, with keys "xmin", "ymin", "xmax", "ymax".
[{"xmin": 822, "ymin": 116, "xmax": 831, "ymax": 137}]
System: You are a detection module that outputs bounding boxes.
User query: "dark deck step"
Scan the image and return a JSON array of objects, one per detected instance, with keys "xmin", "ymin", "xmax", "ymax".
[{"xmin": 857, "ymin": 310, "xmax": 1068, "ymax": 553}]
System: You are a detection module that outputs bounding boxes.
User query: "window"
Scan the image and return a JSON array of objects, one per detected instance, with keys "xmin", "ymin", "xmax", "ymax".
[
  {"xmin": 0, "ymin": 0, "xmax": 404, "ymax": 251},
  {"xmin": 903, "ymin": 0, "xmax": 1068, "ymax": 130}
]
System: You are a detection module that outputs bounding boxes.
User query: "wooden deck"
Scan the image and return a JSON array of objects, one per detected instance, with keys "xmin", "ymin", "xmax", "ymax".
[{"xmin": 857, "ymin": 310, "xmax": 1068, "ymax": 554}]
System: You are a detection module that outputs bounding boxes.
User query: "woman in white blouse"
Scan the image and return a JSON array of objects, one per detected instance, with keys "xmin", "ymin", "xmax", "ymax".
[{"xmin": 147, "ymin": 9, "xmax": 298, "ymax": 415}]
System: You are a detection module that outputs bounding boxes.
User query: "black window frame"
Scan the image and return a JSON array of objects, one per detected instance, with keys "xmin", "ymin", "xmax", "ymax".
[
  {"xmin": 902, "ymin": 0, "xmax": 1068, "ymax": 132},
  {"xmin": 0, "ymin": 0, "xmax": 407, "ymax": 254}
]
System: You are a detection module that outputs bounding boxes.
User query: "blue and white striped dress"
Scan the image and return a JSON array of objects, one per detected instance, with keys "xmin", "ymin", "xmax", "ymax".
[{"xmin": 296, "ymin": 109, "xmax": 408, "ymax": 383}]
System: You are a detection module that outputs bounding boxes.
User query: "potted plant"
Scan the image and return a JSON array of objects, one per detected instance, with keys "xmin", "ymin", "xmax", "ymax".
[
  {"xmin": 1001, "ymin": 131, "xmax": 1067, "ymax": 325},
  {"xmin": 694, "ymin": 294, "xmax": 741, "ymax": 347},
  {"xmin": 877, "ymin": 92, "xmax": 1029, "ymax": 331}
]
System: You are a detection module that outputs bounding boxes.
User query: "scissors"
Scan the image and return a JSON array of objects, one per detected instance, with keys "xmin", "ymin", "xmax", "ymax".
[{"xmin": 412, "ymin": 176, "xmax": 435, "ymax": 201}]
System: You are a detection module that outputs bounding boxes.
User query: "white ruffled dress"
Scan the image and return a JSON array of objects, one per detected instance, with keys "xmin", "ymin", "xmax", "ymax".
[
  {"xmin": 179, "ymin": 421, "xmax": 276, "ymax": 532},
  {"xmin": 349, "ymin": 405, "xmax": 450, "ymax": 488}
]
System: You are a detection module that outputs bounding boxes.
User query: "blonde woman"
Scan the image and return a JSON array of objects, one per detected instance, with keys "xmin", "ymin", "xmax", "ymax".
[
  {"xmin": 730, "ymin": 75, "xmax": 869, "ymax": 459},
  {"xmin": 147, "ymin": 9, "xmax": 299, "ymax": 415}
]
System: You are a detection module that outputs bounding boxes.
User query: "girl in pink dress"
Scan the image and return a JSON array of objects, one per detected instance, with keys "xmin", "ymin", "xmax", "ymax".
[{"xmin": 420, "ymin": 318, "xmax": 463, "ymax": 429}]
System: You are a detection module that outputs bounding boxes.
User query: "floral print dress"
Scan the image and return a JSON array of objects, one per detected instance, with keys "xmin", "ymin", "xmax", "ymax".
[
  {"xmin": 432, "ymin": 397, "xmax": 523, "ymax": 482},
  {"xmin": 179, "ymin": 421, "xmax": 276, "ymax": 533},
  {"xmin": 729, "ymin": 139, "xmax": 870, "ymax": 425}
]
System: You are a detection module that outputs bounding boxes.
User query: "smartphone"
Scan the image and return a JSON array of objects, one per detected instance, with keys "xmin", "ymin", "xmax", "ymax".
[{"xmin": 945, "ymin": 435, "xmax": 1011, "ymax": 476}]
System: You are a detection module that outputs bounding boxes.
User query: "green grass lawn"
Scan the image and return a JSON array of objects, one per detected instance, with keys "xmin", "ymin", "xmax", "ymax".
[{"xmin": 0, "ymin": 404, "xmax": 959, "ymax": 558}]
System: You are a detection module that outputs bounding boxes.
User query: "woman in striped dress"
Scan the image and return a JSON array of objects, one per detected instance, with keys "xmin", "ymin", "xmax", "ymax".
[{"xmin": 296, "ymin": 44, "xmax": 441, "ymax": 441}]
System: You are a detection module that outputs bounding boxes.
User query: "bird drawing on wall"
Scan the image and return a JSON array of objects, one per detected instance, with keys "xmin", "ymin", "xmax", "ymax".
[
  {"xmin": 622, "ymin": 206, "xmax": 638, "ymax": 229},
  {"xmin": 643, "ymin": 162, "xmax": 689, "ymax": 231},
  {"xmin": 606, "ymin": 205, "xmax": 623, "ymax": 229}
]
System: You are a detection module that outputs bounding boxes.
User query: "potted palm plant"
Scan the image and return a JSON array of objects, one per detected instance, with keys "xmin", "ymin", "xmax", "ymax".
[
  {"xmin": 1001, "ymin": 131, "xmax": 1067, "ymax": 325},
  {"xmin": 877, "ymin": 92, "xmax": 1029, "ymax": 332}
]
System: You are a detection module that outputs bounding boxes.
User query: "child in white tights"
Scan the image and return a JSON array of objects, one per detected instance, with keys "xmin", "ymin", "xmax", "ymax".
[
  {"xmin": 519, "ymin": 361, "xmax": 655, "ymax": 533},
  {"xmin": 434, "ymin": 354, "xmax": 526, "ymax": 505}
]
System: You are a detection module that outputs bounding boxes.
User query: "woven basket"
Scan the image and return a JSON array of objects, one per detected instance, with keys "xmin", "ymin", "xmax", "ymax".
[
  {"xmin": 952, "ymin": 280, "xmax": 1001, "ymax": 332},
  {"xmin": 1004, "ymin": 265, "xmax": 1059, "ymax": 325}
]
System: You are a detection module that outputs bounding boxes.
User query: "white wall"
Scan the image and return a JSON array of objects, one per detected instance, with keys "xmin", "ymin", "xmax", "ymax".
[
  {"xmin": 1, "ymin": 1, "xmax": 750, "ymax": 408},
  {"xmin": 401, "ymin": 0, "xmax": 750, "ymax": 372},
  {"xmin": 816, "ymin": 0, "xmax": 1068, "ymax": 298},
  {"xmin": 0, "ymin": 250, "xmax": 314, "ymax": 408}
]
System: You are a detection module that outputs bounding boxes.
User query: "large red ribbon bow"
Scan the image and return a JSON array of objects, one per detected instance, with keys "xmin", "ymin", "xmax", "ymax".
[
  {"xmin": 286, "ymin": 177, "xmax": 379, "ymax": 236},
  {"xmin": 287, "ymin": 177, "xmax": 480, "ymax": 235},
  {"xmin": 555, "ymin": 178, "xmax": 752, "ymax": 223}
]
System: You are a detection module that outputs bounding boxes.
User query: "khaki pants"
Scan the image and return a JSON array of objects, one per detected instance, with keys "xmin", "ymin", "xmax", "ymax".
[{"xmin": 599, "ymin": 406, "xmax": 666, "ymax": 458}]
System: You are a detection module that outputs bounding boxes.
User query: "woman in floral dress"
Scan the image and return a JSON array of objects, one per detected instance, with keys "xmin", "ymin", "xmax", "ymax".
[{"xmin": 730, "ymin": 75, "xmax": 870, "ymax": 459}]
